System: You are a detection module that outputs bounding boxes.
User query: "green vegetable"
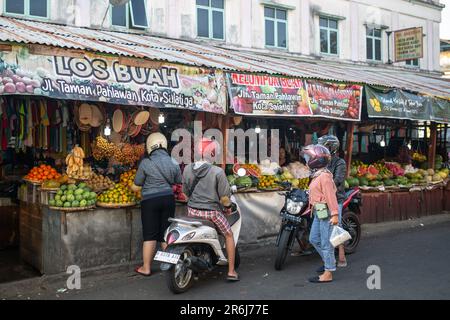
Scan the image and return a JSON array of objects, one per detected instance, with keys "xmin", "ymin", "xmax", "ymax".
[
  {"xmin": 80, "ymin": 199, "xmax": 87, "ymax": 207},
  {"xmin": 63, "ymin": 202, "xmax": 72, "ymax": 208},
  {"xmin": 227, "ymin": 175, "xmax": 236, "ymax": 185},
  {"xmin": 78, "ymin": 183, "xmax": 87, "ymax": 189},
  {"xmin": 49, "ymin": 199, "xmax": 56, "ymax": 206},
  {"xmin": 72, "ymin": 200, "xmax": 80, "ymax": 207},
  {"xmin": 60, "ymin": 185, "xmax": 67, "ymax": 191},
  {"xmin": 75, "ymin": 188, "xmax": 84, "ymax": 195},
  {"xmin": 68, "ymin": 184, "xmax": 77, "ymax": 191},
  {"xmin": 235, "ymin": 176, "xmax": 252, "ymax": 188}
]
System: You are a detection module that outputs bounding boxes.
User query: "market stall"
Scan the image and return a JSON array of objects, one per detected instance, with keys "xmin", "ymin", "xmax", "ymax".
[
  {"xmin": 221, "ymin": 72, "xmax": 364, "ymax": 234},
  {"xmin": 343, "ymin": 87, "xmax": 450, "ymax": 224},
  {"xmin": 0, "ymin": 43, "xmax": 227, "ymax": 275}
]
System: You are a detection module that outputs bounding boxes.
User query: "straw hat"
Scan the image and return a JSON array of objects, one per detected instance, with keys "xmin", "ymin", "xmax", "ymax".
[{"xmin": 79, "ymin": 103, "xmax": 93, "ymax": 125}]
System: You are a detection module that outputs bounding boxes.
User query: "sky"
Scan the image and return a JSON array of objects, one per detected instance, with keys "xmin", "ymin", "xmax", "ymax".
[{"xmin": 442, "ymin": 0, "xmax": 450, "ymax": 40}]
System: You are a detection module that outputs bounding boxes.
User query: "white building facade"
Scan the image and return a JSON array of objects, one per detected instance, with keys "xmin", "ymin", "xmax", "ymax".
[{"xmin": 0, "ymin": 0, "xmax": 444, "ymax": 72}]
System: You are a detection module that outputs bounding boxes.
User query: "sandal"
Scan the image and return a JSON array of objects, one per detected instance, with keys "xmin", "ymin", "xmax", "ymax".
[
  {"xmin": 135, "ymin": 266, "xmax": 152, "ymax": 277},
  {"xmin": 308, "ymin": 276, "xmax": 332, "ymax": 283},
  {"xmin": 337, "ymin": 260, "xmax": 348, "ymax": 268},
  {"xmin": 226, "ymin": 274, "xmax": 240, "ymax": 282}
]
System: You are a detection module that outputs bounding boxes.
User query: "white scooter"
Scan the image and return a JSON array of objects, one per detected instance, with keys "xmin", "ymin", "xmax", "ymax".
[{"xmin": 155, "ymin": 177, "xmax": 244, "ymax": 294}]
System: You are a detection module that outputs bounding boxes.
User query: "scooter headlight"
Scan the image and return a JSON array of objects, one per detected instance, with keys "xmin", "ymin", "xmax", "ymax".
[{"xmin": 286, "ymin": 199, "xmax": 303, "ymax": 215}]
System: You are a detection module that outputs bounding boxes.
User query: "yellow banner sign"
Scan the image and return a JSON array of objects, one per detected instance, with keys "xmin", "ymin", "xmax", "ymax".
[{"xmin": 394, "ymin": 27, "xmax": 423, "ymax": 62}]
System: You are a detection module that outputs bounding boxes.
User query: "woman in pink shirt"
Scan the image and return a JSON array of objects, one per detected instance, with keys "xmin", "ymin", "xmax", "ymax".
[{"xmin": 302, "ymin": 144, "xmax": 339, "ymax": 283}]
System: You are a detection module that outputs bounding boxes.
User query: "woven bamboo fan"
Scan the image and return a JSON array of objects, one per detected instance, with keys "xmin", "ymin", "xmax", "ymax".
[
  {"xmin": 79, "ymin": 103, "xmax": 93, "ymax": 125},
  {"xmin": 149, "ymin": 108, "xmax": 160, "ymax": 125},
  {"xmin": 112, "ymin": 109, "xmax": 126, "ymax": 133},
  {"xmin": 74, "ymin": 103, "xmax": 91, "ymax": 132},
  {"xmin": 89, "ymin": 104, "xmax": 105, "ymax": 128},
  {"xmin": 134, "ymin": 110, "xmax": 150, "ymax": 126}
]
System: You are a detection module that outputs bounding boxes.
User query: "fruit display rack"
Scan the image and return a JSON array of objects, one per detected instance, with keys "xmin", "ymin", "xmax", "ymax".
[{"xmin": 96, "ymin": 202, "xmax": 137, "ymax": 209}]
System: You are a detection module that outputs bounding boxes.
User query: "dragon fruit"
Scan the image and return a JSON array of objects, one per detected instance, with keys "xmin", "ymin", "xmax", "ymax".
[{"xmin": 385, "ymin": 162, "xmax": 405, "ymax": 177}]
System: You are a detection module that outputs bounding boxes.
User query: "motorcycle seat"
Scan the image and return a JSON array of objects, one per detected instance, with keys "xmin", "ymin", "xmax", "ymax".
[{"xmin": 179, "ymin": 217, "xmax": 216, "ymax": 229}]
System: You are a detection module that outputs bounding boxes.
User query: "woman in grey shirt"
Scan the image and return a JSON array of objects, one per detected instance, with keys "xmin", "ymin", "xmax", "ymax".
[{"xmin": 132, "ymin": 132, "xmax": 182, "ymax": 277}]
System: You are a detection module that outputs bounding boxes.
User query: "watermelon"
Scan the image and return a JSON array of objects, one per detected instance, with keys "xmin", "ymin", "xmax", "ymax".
[
  {"xmin": 368, "ymin": 165, "xmax": 379, "ymax": 175},
  {"xmin": 232, "ymin": 164, "xmax": 242, "ymax": 175},
  {"xmin": 358, "ymin": 177, "xmax": 369, "ymax": 186},
  {"xmin": 348, "ymin": 178, "xmax": 360, "ymax": 187},
  {"xmin": 235, "ymin": 176, "xmax": 252, "ymax": 188}
]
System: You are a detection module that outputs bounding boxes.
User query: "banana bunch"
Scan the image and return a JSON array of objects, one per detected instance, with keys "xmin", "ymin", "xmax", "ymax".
[
  {"xmin": 412, "ymin": 152, "xmax": 427, "ymax": 163},
  {"xmin": 66, "ymin": 145, "xmax": 91, "ymax": 179}
]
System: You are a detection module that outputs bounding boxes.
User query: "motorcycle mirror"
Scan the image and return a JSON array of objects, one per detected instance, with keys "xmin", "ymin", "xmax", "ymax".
[{"xmin": 237, "ymin": 168, "xmax": 247, "ymax": 177}]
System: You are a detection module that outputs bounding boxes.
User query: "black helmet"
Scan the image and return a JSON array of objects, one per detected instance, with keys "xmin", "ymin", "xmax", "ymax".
[{"xmin": 318, "ymin": 135, "xmax": 340, "ymax": 155}]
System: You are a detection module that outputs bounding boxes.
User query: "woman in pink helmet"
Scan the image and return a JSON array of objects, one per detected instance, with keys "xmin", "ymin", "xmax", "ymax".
[{"xmin": 302, "ymin": 144, "xmax": 339, "ymax": 283}]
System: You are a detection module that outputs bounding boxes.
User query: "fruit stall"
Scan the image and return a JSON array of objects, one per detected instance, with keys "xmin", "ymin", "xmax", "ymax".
[
  {"xmin": 0, "ymin": 43, "xmax": 229, "ymax": 275},
  {"xmin": 345, "ymin": 87, "xmax": 450, "ymax": 224}
]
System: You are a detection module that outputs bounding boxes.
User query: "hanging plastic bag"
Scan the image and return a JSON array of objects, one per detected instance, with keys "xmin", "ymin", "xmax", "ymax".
[{"xmin": 330, "ymin": 226, "xmax": 352, "ymax": 248}]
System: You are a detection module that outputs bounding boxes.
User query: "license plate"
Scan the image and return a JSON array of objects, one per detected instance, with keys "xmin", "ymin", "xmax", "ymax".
[{"xmin": 154, "ymin": 251, "xmax": 180, "ymax": 264}]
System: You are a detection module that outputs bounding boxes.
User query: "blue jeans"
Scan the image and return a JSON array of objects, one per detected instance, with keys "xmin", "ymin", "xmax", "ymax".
[
  {"xmin": 338, "ymin": 203, "xmax": 343, "ymax": 227},
  {"xmin": 309, "ymin": 213, "xmax": 336, "ymax": 272}
]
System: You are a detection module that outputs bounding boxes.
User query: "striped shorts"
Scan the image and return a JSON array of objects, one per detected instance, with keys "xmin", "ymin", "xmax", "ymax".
[{"xmin": 187, "ymin": 207, "xmax": 232, "ymax": 235}]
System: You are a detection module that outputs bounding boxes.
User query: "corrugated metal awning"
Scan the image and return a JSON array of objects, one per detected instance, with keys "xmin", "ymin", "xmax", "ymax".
[{"xmin": 0, "ymin": 16, "xmax": 449, "ymax": 99}]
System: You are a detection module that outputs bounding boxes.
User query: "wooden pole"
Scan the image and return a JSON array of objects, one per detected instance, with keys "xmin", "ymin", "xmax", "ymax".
[
  {"xmin": 345, "ymin": 123, "xmax": 355, "ymax": 177},
  {"xmin": 428, "ymin": 122, "xmax": 437, "ymax": 170},
  {"xmin": 221, "ymin": 115, "xmax": 229, "ymax": 170}
]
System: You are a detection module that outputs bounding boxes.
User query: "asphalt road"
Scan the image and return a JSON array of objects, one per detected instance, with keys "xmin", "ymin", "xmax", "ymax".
[{"xmin": 2, "ymin": 218, "xmax": 450, "ymax": 300}]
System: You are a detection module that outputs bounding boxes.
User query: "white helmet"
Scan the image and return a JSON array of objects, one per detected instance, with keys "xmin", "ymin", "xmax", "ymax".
[{"xmin": 146, "ymin": 132, "xmax": 168, "ymax": 154}]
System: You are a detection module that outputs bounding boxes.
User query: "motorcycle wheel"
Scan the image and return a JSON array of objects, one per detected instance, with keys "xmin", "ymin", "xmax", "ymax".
[
  {"xmin": 166, "ymin": 247, "xmax": 195, "ymax": 294},
  {"xmin": 342, "ymin": 211, "xmax": 361, "ymax": 254},
  {"xmin": 274, "ymin": 227, "xmax": 292, "ymax": 271}
]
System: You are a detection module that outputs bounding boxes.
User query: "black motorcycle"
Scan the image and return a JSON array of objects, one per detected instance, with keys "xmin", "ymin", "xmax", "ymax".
[{"xmin": 274, "ymin": 188, "xmax": 362, "ymax": 270}]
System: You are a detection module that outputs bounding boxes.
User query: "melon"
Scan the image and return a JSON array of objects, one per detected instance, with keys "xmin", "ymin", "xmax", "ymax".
[
  {"xmin": 358, "ymin": 177, "xmax": 369, "ymax": 186},
  {"xmin": 432, "ymin": 174, "xmax": 442, "ymax": 182}
]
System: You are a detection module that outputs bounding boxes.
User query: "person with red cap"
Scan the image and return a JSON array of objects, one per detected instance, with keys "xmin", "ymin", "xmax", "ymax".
[
  {"xmin": 182, "ymin": 138, "xmax": 239, "ymax": 282},
  {"xmin": 302, "ymin": 144, "xmax": 339, "ymax": 283}
]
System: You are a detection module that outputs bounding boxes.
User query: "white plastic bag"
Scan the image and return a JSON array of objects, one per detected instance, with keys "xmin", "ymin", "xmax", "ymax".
[{"xmin": 330, "ymin": 226, "xmax": 352, "ymax": 248}]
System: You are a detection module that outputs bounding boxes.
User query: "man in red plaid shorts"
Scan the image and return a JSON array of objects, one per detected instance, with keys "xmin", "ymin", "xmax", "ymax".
[{"xmin": 183, "ymin": 138, "xmax": 239, "ymax": 281}]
